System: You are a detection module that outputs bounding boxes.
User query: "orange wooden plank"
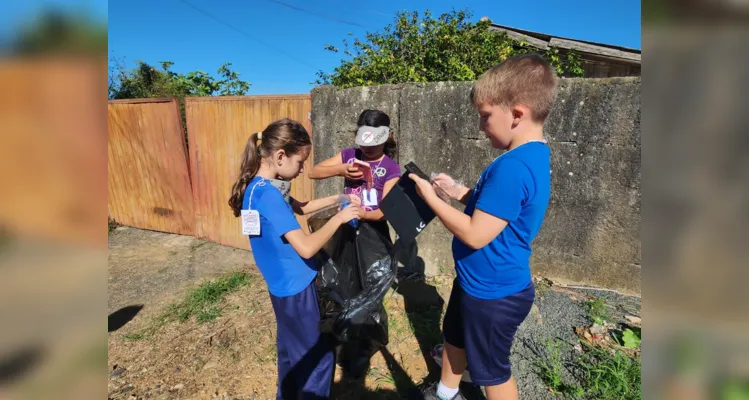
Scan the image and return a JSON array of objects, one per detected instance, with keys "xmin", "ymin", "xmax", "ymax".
[
  {"xmin": 185, "ymin": 95, "xmax": 314, "ymax": 248},
  {"xmin": 107, "ymin": 98, "xmax": 195, "ymax": 235}
]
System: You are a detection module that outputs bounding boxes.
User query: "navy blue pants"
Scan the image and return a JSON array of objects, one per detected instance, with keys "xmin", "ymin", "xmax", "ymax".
[
  {"xmin": 270, "ymin": 281, "xmax": 334, "ymax": 399},
  {"xmin": 442, "ymin": 279, "xmax": 535, "ymax": 386}
]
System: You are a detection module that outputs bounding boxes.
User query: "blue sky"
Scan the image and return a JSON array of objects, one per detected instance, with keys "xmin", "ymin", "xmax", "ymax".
[{"xmin": 8, "ymin": 0, "xmax": 641, "ymax": 94}]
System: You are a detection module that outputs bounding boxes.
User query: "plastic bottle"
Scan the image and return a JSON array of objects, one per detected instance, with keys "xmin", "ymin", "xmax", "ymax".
[{"xmin": 337, "ymin": 194, "xmax": 359, "ymax": 229}]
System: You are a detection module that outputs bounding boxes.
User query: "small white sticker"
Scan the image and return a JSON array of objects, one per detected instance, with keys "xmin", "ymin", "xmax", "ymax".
[
  {"xmin": 362, "ymin": 131, "xmax": 374, "ymax": 144},
  {"xmin": 241, "ymin": 209, "xmax": 261, "ymax": 235}
]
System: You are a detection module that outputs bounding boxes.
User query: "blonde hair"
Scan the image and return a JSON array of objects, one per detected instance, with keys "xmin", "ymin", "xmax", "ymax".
[{"xmin": 470, "ymin": 53, "xmax": 559, "ymax": 123}]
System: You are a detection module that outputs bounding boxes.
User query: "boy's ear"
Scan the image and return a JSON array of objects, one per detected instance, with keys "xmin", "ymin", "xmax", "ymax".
[{"xmin": 512, "ymin": 104, "xmax": 532, "ymax": 123}]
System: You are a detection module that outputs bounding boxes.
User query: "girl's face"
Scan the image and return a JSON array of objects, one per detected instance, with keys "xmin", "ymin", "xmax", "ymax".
[
  {"xmin": 275, "ymin": 146, "xmax": 311, "ymax": 180},
  {"xmin": 359, "ymin": 143, "xmax": 386, "ymax": 159}
]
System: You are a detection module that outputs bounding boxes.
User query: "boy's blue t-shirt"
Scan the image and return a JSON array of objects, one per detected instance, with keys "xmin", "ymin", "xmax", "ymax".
[
  {"xmin": 243, "ymin": 177, "xmax": 317, "ymax": 297},
  {"xmin": 452, "ymin": 141, "xmax": 551, "ymax": 300}
]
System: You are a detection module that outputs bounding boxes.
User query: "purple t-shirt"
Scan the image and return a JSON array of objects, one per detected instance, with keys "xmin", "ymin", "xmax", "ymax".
[{"xmin": 341, "ymin": 147, "xmax": 401, "ymax": 211}]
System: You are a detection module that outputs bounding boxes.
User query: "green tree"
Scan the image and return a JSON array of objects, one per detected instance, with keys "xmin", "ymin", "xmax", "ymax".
[
  {"xmin": 108, "ymin": 59, "xmax": 250, "ymax": 144},
  {"xmin": 9, "ymin": 8, "xmax": 107, "ymax": 55},
  {"xmin": 108, "ymin": 59, "xmax": 250, "ymax": 100},
  {"xmin": 316, "ymin": 9, "xmax": 584, "ymax": 88}
]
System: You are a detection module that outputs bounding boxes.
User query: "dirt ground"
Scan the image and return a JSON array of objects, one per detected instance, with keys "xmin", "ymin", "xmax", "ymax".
[
  {"xmin": 108, "ymin": 227, "xmax": 641, "ymax": 400},
  {"xmin": 108, "ymin": 227, "xmax": 450, "ymax": 400}
]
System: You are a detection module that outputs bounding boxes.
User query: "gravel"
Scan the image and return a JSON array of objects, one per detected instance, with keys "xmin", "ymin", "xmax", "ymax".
[{"xmin": 457, "ymin": 285, "xmax": 641, "ymax": 400}]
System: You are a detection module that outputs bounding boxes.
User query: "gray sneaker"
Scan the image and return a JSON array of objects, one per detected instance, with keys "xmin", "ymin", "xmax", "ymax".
[{"xmin": 420, "ymin": 383, "xmax": 466, "ymax": 400}]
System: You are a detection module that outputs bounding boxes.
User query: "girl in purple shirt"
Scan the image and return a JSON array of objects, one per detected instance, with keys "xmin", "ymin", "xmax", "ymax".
[{"xmin": 309, "ymin": 109, "xmax": 401, "ymax": 239}]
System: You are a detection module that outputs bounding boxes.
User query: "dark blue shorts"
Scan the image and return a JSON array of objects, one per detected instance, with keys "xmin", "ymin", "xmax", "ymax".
[{"xmin": 442, "ymin": 279, "xmax": 535, "ymax": 386}]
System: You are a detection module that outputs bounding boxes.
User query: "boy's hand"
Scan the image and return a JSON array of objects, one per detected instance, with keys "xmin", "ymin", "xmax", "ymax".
[
  {"xmin": 432, "ymin": 173, "xmax": 465, "ymax": 200},
  {"xmin": 408, "ymin": 174, "xmax": 436, "ymax": 200},
  {"xmin": 339, "ymin": 164, "xmax": 364, "ymax": 180}
]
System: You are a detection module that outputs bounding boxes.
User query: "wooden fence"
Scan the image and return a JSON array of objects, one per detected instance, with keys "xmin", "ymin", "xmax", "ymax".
[
  {"xmin": 108, "ymin": 98, "xmax": 195, "ymax": 235},
  {"xmin": 0, "ymin": 59, "xmax": 107, "ymax": 248},
  {"xmin": 106, "ymin": 94, "xmax": 314, "ymax": 250},
  {"xmin": 185, "ymin": 95, "xmax": 314, "ymax": 249}
]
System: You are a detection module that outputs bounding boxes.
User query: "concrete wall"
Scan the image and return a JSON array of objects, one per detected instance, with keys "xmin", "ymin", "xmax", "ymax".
[{"xmin": 311, "ymin": 78, "xmax": 641, "ymax": 294}]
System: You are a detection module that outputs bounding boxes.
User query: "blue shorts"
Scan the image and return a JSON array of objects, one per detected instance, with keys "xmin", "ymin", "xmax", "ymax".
[{"xmin": 442, "ymin": 279, "xmax": 535, "ymax": 386}]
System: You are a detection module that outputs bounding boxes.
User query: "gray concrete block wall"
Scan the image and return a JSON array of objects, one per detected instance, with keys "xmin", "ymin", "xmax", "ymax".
[{"xmin": 311, "ymin": 77, "xmax": 641, "ymax": 294}]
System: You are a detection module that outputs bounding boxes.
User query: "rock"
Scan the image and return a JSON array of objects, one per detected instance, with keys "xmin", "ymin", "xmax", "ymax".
[
  {"xmin": 122, "ymin": 385, "xmax": 134, "ymax": 393},
  {"xmin": 573, "ymin": 343, "xmax": 583, "ymax": 353},
  {"xmin": 128, "ymin": 396, "xmax": 137, "ymax": 400},
  {"xmin": 172, "ymin": 383, "xmax": 185, "ymax": 391},
  {"xmin": 111, "ymin": 367, "xmax": 126, "ymax": 377},
  {"xmin": 625, "ymin": 315, "xmax": 641, "ymax": 325},
  {"xmin": 202, "ymin": 361, "xmax": 218, "ymax": 371},
  {"xmin": 530, "ymin": 304, "xmax": 543, "ymax": 325},
  {"xmin": 590, "ymin": 323, "xmax": 607, "ymax": 335}
]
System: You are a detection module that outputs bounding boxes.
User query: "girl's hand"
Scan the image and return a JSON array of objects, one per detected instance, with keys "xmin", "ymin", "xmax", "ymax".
[
  {"xmin": 346, "ymin": 194, "xmax": 361, "ymax": 206},
  {"xmin": 339, "ymin": 163, "xmax": 364, "ymax": 180},
  {"xmin": 334, "ymin": 203, "xmax": 361, "ymax": 224},
  {"xmin": 432, "ymin": 173, "xmax": 465, "ymax": 200},
  {"xmin": 408, "ymin": 174, "xmax": 436, "ymax": 200}
]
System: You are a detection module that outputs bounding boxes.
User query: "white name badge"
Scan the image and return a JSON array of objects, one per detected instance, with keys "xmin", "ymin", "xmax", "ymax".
[{"xmin": 241, "ymin": 209, "xmax": 260, "ymax": 235}]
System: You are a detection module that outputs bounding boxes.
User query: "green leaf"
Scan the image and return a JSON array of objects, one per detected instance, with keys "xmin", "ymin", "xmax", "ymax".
[
  {"xmin": 622, "ymin": 328, "xmax": 641, "ymax": 349},
  {"xmin": 316, "ymin": 9, "xmax": 584, "ymax": 88}
]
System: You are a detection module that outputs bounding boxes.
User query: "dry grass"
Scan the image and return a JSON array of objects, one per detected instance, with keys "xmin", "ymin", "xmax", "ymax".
[{"xmin": 108, "ymin": 269, "xmax": 452, "ymax": 399}]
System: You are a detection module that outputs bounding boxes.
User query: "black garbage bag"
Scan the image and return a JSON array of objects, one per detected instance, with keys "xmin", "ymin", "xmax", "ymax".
[{"xmin": 308, "ymin": 207, "xmax": 395, "ymax": 374}]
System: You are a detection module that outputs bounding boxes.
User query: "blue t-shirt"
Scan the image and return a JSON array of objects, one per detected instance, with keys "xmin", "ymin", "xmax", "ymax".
[
  {"xmin": 452, "ymin": 141, "xmax": 551, "ymax": 300},
  {"xmin": 243, "ymin": 177, "xmax": 317, "ymax": 297}
]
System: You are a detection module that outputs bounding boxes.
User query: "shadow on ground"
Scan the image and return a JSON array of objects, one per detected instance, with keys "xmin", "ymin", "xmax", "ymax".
[{"xmin": 108, "ymin": 305, "xmax": 143, "ymax": 332}]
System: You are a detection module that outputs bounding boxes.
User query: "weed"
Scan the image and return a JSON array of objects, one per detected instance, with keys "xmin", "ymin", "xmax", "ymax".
[
  {"xmin": 405, "ymin": 306, "xmax": 443, "ymax": 349},
  {"xmin": 535, "ymin": 280, "xmax": 551, "ymax": 297},
  {"xmin": 372, "ymin": 369, "xmax": 396, "ymax": 389},
  {"xmin": 532, "ymin": 337, "xmax": 641, "ymax": 398},
  {"xmin": 584, "ymin": 297, "xmax": 611, "ymax": 325},
  {"xmin": 621, "ymin": 327, "xmax": 642, "ymax": 349},
  {"xmin": 534, "ymin": 338, "xmax": 565, "ymax": 393},
  {"xmin": 578, "ymin": 342, "xmax": 641, "ymax": 400},
  {"xmin": 170, "ymin": 271, "xmax": 249, "ymax": 323},
  {"xmin": 196, "ymin": 306, "xmax": 222, "ymax": 323},
  {"xmin": 121, "ymin": 271, "xmax": 250, "ymax": 340},
  {"xmin": 123, "ymin": 332, "xmax": 144, "ymax": 342},
  {"xmin": 388, "ymin": 310, "xmax": 408, "ymax": 339},
  {"xmin": 108, "ymin": 217, "xmax": 119, "ymax": 233}
]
